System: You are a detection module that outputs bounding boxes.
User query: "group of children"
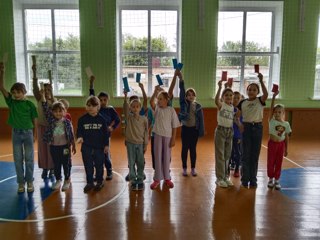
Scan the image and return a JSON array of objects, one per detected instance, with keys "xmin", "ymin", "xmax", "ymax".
[
  {"xmin": 214, "ymin": 72, "xmax": 291, "ymax": 190},
  {"xmin": 0, "ymin": 59, "xmax": 291, "ymax": 194}
]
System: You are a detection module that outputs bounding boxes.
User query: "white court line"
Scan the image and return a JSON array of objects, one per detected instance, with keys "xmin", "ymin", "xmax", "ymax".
[
  {"xmin": 0, "ymin": 151, "xmax": 38, "ymax": 158},
  {"xmin": 0, "ymin": 169, "xmax": 127, "ymax": 223},
  {"xmin": 261, "ymin": 144, "xmax": 306, "ymax": 170}
]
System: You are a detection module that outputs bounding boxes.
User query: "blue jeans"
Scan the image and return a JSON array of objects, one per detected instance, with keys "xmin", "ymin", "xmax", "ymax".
[
  {"xmin": 241, "ymin": 123, "xmax": 263, "ymax": 185},
  {"xmin": 126, "ymin": 142, "xmax": 145, "ymax": 184},
  {"xmin": 12, "ymin": 129, "xmax": 34, "ymax": 184},
  {"xmin": 81, "ymin": 144, "xmax": 104, "ymax": 184}
]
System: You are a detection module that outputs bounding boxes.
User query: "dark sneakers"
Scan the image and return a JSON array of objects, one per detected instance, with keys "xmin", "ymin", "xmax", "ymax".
[
  {"xmin": 94, "ymin": 182, "xmax": 104, "ymax": 191},
  {"xmin": 83, "ymin": 184, "xmax": 94, "ymax": 193},
  {"xmin": 106, "ymin": 170, "xmax": 113, "ymax": 181}
]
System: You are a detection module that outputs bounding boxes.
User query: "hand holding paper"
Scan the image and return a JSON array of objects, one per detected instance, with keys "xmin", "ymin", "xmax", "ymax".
[
  {"xmin": 136, "ymin": 73, "xmax": 141, "ymax": 83},
  {"xmin": 221, "ymin": 71, "xmax": 227, "ymax": 81},
  {"xmin": 123, "ymin": 77, "xmax": 130, "ymax": 92},
  {"xmin": 156, "ymin": 74, "xmax": 163, "ymax": 86}
]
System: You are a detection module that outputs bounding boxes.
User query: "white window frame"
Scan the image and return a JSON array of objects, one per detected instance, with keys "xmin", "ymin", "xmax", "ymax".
[
  {"xmin": 13, "ymin": 0, "xmax": 81, "ymax": 96},
  {"xmin": 116, "ymin": 1, "xmax": 181, "ymax": 96},
  {"xmin": 218, "ymin": 1, "xmax": 283, "ymax": 94},
  {"xmin": 314, "ymin": 17, "xmax": 320, "ymax": 99}
]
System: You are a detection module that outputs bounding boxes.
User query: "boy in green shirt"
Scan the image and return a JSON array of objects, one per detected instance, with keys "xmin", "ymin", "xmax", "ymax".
[{"xmin": 0, "ymin": 62, "xmax": 38, "ymax": 193}]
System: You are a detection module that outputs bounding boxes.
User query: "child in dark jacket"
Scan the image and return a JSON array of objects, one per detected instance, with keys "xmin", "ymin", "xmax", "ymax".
[{"xmin": 77, "ymin": 96, "xmax": 110, "ymax": 193}]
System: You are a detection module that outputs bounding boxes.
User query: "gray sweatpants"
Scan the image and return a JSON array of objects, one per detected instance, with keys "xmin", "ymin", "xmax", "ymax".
[{"xmin": 214, "ymin": 126, "xmax": 233, "ymax": 181}]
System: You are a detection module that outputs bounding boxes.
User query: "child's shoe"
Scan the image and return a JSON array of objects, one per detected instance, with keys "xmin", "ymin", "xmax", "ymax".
[
  {"xmin": 94, "ymin": 182, "xmax": 104, "ymax": 191},
  {"xmin": 17, "ymin": 183, "xmax": 25, "ymax": 193},
  {"xmin": 191, "ymin": 168, "xmax": 197, "ymax": 177},
  {"xmin": 224, "ymin": 178, "xmax": 234, "ymax": 187},
  {"xmin": 27, "ymin": 182, "xmax": 34, "ymax": 193},
  {"xmin": 267, "ymin": 178, "xmax": 274, "ymax": 188},
  {"xmin": 62, "ymin": 180, "xmax": 71, "ymax": 191},
  {"xmin": 49, "ymin": 169, "xmax": 55, "ymax": 179},
  {"xmin": 125, "ymin": 173, "xmax": 130, "ymax": 182},
  {"xmin": 215, "ymin": 180, "xmax": 228, "ymax": 188},
  {"xmin": 83, "ymin": 184, "xmax": 94, "ymax": 193},
  {"xmin": 274, "ymin": 180, "xmax": 281, "ymax": 190},
  {"xmin": 106, "ymin": 170, "xmax": 113, "ymax": 181},
  {"xmin": 52, "ymin": 180, "xmax": 62, "ymax": 190},
  {"xmin": 41, "ymin": 169, "xmax": 48, "ymax": 179},
  {"xmin": 182, "ymin": 168, "xmax": 188, "ymax": 177},
  {"xmin": 233, "ymin": 169, "xmax": 240, "ymax": 178},
  {"xmin": 150, "ymin": 180, "xmax": 160, "ymax": 190},
  {"xmin": 165, "ymin": 179, "xmax": 174, "ymax": 188}
]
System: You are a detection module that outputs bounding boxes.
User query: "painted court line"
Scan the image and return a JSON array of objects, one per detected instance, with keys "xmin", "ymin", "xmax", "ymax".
[
  {"xmin": 261, "ymin": 144, "xmax": 306, "ymax": 170},
  {"xmin": 0, "ymin": 170, "xmax": 127, "ymax": 223}
]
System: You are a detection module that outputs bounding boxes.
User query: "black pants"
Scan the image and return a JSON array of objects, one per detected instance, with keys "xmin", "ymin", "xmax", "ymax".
[
  {"xmin": 181, "ymin": 126, "xmax": 199, "ymax": 169},
  {"xmin": 50, "ymin": 144, "xmax": 71, "ymax": 181}
]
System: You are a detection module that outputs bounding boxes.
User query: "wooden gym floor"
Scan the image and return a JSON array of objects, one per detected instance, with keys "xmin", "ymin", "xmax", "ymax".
[{"xmin": 0, "ymin": 134, "xmax": 319, "ymax": 240}]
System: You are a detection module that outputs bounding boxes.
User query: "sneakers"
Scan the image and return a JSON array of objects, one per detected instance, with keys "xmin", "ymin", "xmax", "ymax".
[
  {"xmin": 41, "ymin": 169, "xmax": 48, "ymax": 179},
  {"xmin": 27, "ymin": 182, "xmax": 34, "ymax": 193},
  {"xmin": 274, "ymin": 180, "xmax": 281, "ymax": 190},
  {"xmin": 150, "ymin": 180, "xmax": 160, "ymax": 190},
  {"xmin": 17, "ymin": 183, "xmax": 25, "ymax": 193},
  {"xmin": 233, "ymin": 170, "xmax": 240, "ymax": 178},
  {"xmin": 83, "ymin": 184, "xmax": 94, "ymax": 193},
  {"xmin": 249, "ymin": 182, "xmax": 258, "ymax": 188},
  {"xmin": 94, "ymin": 182, "xmax": 104, "ymax": 191},
  {"xmin": 62, "ymin": 180, "xmax": 71, "ymax": 191},
  {"xmin": 182, "ymin": 168, "xmax": 188, "ymax": 177},
  {"xmin": 191, "ymin": 168, "xmax": 197, "ymax": 177},
  {"xmin": 267, "ymin": 179, "xmax": 274, "ymax": 188},
  {"xmin": 215, "ymin": 180, "xmax": 228, "ymax": 188},
  {"xmin": 49, "ymin": 169, "xmax": 55, "ymax": 179},
  {"xmin": 165, "ymin": 179, "xmax": 174, "ymax": 188},
  {"xmin": 224, "ymin": 178, "xmax": 234, "ymax": 186},
  {"xmin": 125, "ymin": 173, "xmax": 130, "ymax": 182},
  {"xmin": 106, "ymin": 170, "xmax": 113, "ymax": 181},
  {"xmin": 52, "ymin": 180, "xmax": 62, "ymax": 190}
]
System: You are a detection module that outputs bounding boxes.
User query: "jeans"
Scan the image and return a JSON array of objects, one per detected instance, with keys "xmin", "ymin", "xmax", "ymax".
[
  {"xmin": 12, "ymin": 129, "xmax": 34, "ymax": 184},
  {"xmin": 104, "ymin": 137, "xmax": 112, "ymax": 174},
  {"xmin": 181, "ymin": 126, "xmax": 199, "ymax": 169},
  {"xmin": 50, "ymin": 145, "xmax": 71, "ymax": 181},
  {"xmin": 241, "ymin": 123, "xmax": 263, "ymax": 185},
  {"xmin": 81, "ymin": 144, "xmax": 104, "ymax": 184},
  {"xmin": 126, "ymin": 142, "xmax": 145, "ymax": 184},
  {"xmin": 230, "ymin": 138, "xmax": 242, "ymax": 171},
  {"xmin": 214, "ymin": 126, "xmax": 233, "ymax": 181}
]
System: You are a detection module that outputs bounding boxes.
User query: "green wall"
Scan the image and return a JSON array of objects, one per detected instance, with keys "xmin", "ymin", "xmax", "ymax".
[{"xmin": 0, "ymin": 0, "xmax": 319, "ymax": 108}]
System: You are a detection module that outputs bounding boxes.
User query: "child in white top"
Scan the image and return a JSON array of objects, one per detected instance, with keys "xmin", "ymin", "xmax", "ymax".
[
  {"xmin": 150, "ymin": 90, "xmax": 180, "ymax": 190},
  {"xmin": 238, "ymin": 73, "xmax": 268, "ymax": 188},
  {"xmin": 267, "ymin": 90, "xmax": 291, "ymax": 190},
  {"xmin": 214, "ymin": 80, "xmax": 236, "ymax": 188}
]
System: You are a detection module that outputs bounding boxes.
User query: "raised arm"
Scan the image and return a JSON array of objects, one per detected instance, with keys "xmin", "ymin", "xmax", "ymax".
[
  {"xmin": 150, "ymin": 86, "xmax": 160, "ymax": 110},
  {"xmin": 258, "ymin": 73, "xmax": 268, "ymax": 103},
  {"xmin": 269, "ymin": 90, "xmax": 279, "ymax": 121},
  {"xmin": 168, "ymin": 69, "xmax": 180, "ymax": 99},
  {"xmin": 214, "ymin": 80, "xmax": 223, "ymax": 109},
  {"xmin": 89, "ymin": 75, "xmax": 95, "ymax": 96},
  {"xmin": 32, "ymin": 64, "xmax": 41, "ymax": 101},
  {"xmin": 138, "ymin": 82, "xmax": 148, "ymax": 112},
  {"xmin": 0, "ymin": 62, "xmax": 9, "ymax": 98}
]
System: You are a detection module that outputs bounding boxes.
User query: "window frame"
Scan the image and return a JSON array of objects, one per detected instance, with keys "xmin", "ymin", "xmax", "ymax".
[
  {"xmin": 217, "ymin": 1, "xmax": 283, "ymax": 95},
  {"xmin": 314, "ymin": 16, "xmax": 320, "ymax": 99},
  {"xmin": 22, "ymin": 4, "xmax": 81, "ymax": 96},
  {"xmin": 117, "ymin": 5, "xmax": 180, "ymax": 96}
]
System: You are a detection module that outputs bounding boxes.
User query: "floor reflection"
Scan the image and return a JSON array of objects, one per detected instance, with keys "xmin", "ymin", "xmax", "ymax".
[{"xmin": 212, "ymin": 187, "xmax": 256, "ymax": 239}]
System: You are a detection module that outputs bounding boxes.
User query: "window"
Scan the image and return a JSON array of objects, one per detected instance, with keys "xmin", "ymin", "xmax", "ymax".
[
  {"xmin": 217, "ymin": 1, "xmax": 283, "ymax": 96},
  {"xmin": 117, "ymin": 2, "xmax": 180, "ymax": 96},
  {"xmin": 14, "ymin": 1, "xmax": 81, "ymax": 95},
  {"xmin": 315, "ymin": 17, "xmax": 320, "ymax": 98}
]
